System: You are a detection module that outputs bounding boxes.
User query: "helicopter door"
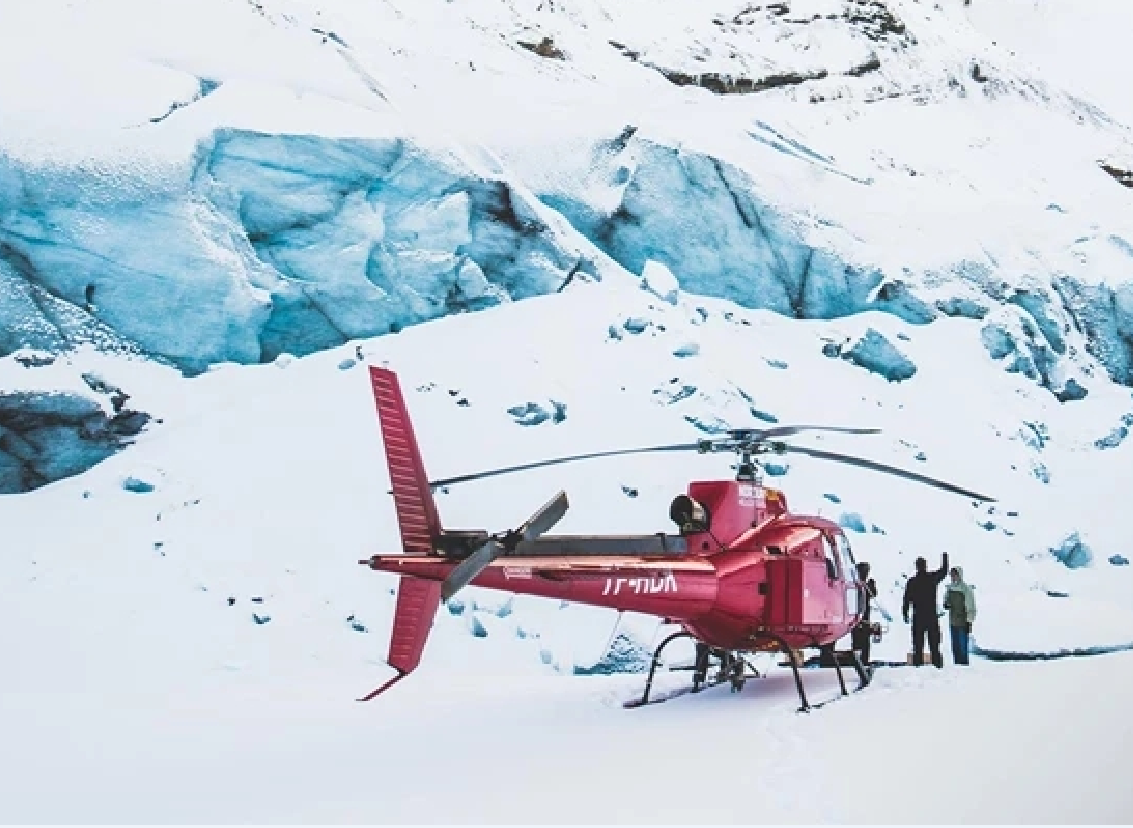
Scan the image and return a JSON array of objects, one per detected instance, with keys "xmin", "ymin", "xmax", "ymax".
[
  {"xmin": 818, "ymin": 535, "xmax": 845, "ymax": 624},
  {"xmin": 834, "ymin": 533, "xmax": 860, "ymax": 617}
]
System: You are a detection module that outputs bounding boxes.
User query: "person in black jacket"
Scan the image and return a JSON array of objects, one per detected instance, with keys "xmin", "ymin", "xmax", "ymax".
[
  {"xmin": 851, "ymin": 561, "xmax": 878, "ymax": 665},
  {"xmin": 902, "ymin": 553, "xmax": 949, "ymax": 668}
]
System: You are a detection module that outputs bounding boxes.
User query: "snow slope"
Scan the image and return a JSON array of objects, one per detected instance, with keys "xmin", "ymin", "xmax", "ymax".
[
  {"xmin": 2, "ymin": 281, "xmax": 1133, "ymax": 820},
  {"xmin": 2, "ymin": 0, "xmax": 1133, "ymax": 821},
  {"xmin": 966, "ymin": 0, "xmax": 1133, "ymax": 130}
]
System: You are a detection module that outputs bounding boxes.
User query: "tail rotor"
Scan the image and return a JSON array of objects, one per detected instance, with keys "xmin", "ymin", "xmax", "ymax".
[{"xmin": 441, "ymin": 490, "xmax": 569, "ymax": 601}]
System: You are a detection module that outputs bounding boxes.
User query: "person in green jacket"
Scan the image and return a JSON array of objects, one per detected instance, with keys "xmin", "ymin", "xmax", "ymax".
[{"xmin": 942, "ymin": 566, "xmax": 977, "ymax": 665}]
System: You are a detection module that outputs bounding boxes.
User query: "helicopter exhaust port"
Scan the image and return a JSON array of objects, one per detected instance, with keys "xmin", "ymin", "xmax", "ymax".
[{"xmin": 670, "ymin": 495, "xmax": 711, "ymax": 534}]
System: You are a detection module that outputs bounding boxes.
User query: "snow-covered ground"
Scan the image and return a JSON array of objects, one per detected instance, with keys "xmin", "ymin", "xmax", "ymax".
[
  {"xmin": 4, "ymin": 655, "xmax": 1133, "ymax": 823},
  {"xmin": 2, "ymin": 0, "xmax": 1132, "ymax": 822},
  {"xmin": 3, "ymin": 280, "xmax": 1133, "ymax": 820}
]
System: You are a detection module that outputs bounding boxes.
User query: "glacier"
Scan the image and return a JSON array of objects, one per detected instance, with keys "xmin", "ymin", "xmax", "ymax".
[
  {"xmin": 1, "ymin": 0, "xmax": 1133, "ymax": 820},
  {"xmin": 0, "ymin": 130, "xmax": 597, "ymax": 372},
  {"xmin": 3, "ymin": 124, "xmax": 1128, "ymax": 397},
  {"xmin": 0, "ymin": 0, "xmax": 1130, "ymax": 501}
]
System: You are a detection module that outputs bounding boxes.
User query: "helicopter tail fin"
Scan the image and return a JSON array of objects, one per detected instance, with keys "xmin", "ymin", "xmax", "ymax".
[
  {"xmin": 369, "ymin": 366, "xmax": 443, "ymax": 554},
  {"xmin": 358, "ymin": 575, "xmax": 442, "ymax": 701},
  {"xmin": 362, "ymin": 366, "xmax": 445, "ymax": 701}
]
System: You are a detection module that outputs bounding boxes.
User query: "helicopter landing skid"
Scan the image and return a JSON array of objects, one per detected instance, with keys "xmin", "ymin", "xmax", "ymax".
[
  {"xmin": 790, "ymin": 646, "xmax": 872, "ymax": 713},
  {"xmin": 774, "ymin": 643, "xmax": 870, "ymax": 711},
  {"xmin": 629, "ymin": 634, "xmax": 761, "ymax": 706},
  {"xmin": 626, "ymin": 633, "xmax": 871, "ymax": 712},
  {"xmin": 627, "ymin": 632, "xmax": 761, "ymax": 708}
]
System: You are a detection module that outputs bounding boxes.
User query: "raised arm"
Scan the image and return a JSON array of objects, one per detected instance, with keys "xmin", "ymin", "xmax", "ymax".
[{"xmin": 932, "ymin": 553, "xmax": 950, "ymax": 584}]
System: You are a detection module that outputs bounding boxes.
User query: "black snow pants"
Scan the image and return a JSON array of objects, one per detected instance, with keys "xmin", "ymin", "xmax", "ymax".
[
  {"xmin": 851, "ymin": 622, "xmax": 872, "ymax": 666},
  {"xmin": 911, "ymin": 616, "xmax": 943, "ymax": 668}
]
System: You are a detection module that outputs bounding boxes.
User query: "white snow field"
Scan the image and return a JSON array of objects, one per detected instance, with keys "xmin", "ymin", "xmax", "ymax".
[{"xmin": 1, "ymin": 0, "xmax": 1132, "ymax": 822}]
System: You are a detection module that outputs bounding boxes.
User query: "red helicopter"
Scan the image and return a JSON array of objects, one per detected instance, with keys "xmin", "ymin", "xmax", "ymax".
[{"xmin": 358, "ymin": 367, "xmax": 994, "ymax": 710}]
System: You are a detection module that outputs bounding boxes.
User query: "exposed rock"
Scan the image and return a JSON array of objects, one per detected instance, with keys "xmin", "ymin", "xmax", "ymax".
[
  {"xmin": 846, "ymin": 54, "xmax": 882, "ymax": 77},
  {"xmin": 518, "ymin": 36, "xmax": 565, "ymax": 60},
  {"xmin": 1100, "ymin": 162, "xmax": 1133, "ymax": 188}
]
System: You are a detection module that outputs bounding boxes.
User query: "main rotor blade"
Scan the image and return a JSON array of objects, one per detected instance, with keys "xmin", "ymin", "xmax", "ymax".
[
  {"xmin": 779, "ymin": 445, "xmax": 996, "ymax": 502},
  {"xmin": 429, "ymin": 443, "xmax": 701, "ymax": 488},
  {"xmin": 743, "ymin": 425, "xmax": 881, "ymax": 441},
  {"xmin": 441, "ymin": 539, "xmax": 504, "ymax": 602},
  {"xmin": 518, "ymin": 490, "xmax": 570, "ymax": 542}
]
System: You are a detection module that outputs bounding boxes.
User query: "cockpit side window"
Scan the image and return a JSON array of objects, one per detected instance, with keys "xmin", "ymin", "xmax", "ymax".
[
  {"xmin": 821, "ymin": 535, "xmax": 839, "ymax": 580},
  {"xmin": 834, "ymin": 533, "xmax": 857, "ymax": 581}
]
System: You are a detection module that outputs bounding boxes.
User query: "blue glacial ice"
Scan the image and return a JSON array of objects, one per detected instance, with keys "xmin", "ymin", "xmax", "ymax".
[
  {"xmin": 0, "ymin": 379, "xmax": 151, "ymax": 494},
  {"xmin": 532, "ymin": 133, "xmax": 1133, "ymax": 387},
  {"xmin": 572, "ymin": 632, "xmax": 651, "ymax": 675},
  {"xmin": 0, "ymin": 130, "xmax": 596, "ymax": 371},
  {"xmin": 1, "ymin": 125, "xmax": 1132, "ymax": 393},
  {"xmin": 825, "ymin": 328, "xmax": 917, "ymax": 382},
  {"xmin": 1051, "ymin": 532, "xmax": 1093, "ymax": 569}
]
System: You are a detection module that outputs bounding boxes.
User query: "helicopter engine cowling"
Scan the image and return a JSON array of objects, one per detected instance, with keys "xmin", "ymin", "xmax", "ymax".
[{"xmin": 669, "ymin": 494, "xmax": 711, "ymax": 534}]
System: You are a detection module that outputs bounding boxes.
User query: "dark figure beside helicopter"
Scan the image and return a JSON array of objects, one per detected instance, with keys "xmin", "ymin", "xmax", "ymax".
[
  {"xmin": 851, "ymin": 561, "xmax": 879, "ymax": 665},
  {"xmin": 902, "ymin": 553, "xmax": 949, "ymax": 667}
]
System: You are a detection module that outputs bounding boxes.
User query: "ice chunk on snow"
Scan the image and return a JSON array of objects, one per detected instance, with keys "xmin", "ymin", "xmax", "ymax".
[
  {"xmin": 1050, "ymin": 532, "xmax": 1093, "ymax": 569},
  {"xmin": 0, "ymin": 387, "xmax": 151, "ymax": 493},
  {"xmin": 640, "ymin": 259, "xmax": 679, "ymax": 304},
  {"xmin": 839, "ymin": 329, "xmax": 917, "ymax": 382}
]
